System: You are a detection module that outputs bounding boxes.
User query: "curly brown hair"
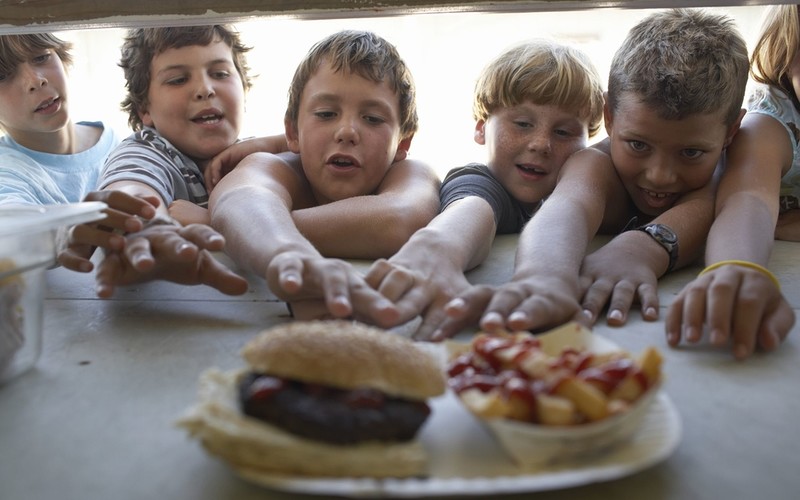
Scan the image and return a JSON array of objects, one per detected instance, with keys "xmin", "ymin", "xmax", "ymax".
[{"xmin": 119, "ymin": 25, "xmax": 252, "ymax": 131}]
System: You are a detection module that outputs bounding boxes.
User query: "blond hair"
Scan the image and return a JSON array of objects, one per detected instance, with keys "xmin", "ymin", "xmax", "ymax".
[
  {"xmin": 285, "ymin": 30, "xmax": 418, "ymax": 139},
  {"xmin": 473, "ymin": 39, "xmax": 604, "ymax": 138},
  {"xmin": 750, "ymin": 5, "xmax": 800, "ymax": 100},
  {"xmin": 608, "ymin": 9, "xmax": 749, "ymax": 126}
]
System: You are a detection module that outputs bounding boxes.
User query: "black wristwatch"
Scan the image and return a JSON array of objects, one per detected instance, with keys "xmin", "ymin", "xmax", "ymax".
[{"xmin": 635, "ymin": 223, "xmax": 679, "ymax": 273}]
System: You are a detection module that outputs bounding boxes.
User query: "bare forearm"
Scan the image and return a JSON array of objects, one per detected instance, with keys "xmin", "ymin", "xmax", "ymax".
[
  {"xmin": 212, "ymin": 186, "xmax": 316, "ymax": 276},
  {"xmin": 707, "ymin": 192, "xmax": 775, "ymax": 264}
]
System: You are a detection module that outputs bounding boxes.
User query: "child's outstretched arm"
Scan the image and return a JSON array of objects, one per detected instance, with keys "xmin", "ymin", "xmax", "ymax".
[
  {"xmin": 209, "ymin": 152, "xmax": 399, "ymax": 327},
  {"xmin": 579, "ymin": 179, "xmax": 716, "ymax": 326},
  {"xmin": 666, "ymin": 113, "xmax": 796, "ymax": 359},
  {"xmin": 447, "ymin": 148, "xmax": 615, "ymax": 335},
  {"xmin": 364, "ymin": 195, "xmax": 497, "ymax": 340},
  {"xmin": 291, "ymin": 158, "xmax": 441, "ymax": 259}
]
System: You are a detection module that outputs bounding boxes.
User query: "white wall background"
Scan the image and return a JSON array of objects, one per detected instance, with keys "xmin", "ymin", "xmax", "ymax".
[{"xmin": 60, "ymin": 6, "xmax": 768, "ymax": 179}]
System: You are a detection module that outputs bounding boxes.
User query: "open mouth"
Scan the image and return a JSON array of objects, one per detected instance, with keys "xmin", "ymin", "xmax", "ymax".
[
  {"xmin": 35, "ymin": 97, "xmax": 59, "ymax": 112},
  {"xmin": 516, "ymin": 164, "xmax": 547, "ymax": 176},
  {"xmin": 192, "ymin": 113, "xmax": 223, "ymax": 124},
  {"xmin": 328, "ymin": 155, "xmax": 359, "ymax": 169}
]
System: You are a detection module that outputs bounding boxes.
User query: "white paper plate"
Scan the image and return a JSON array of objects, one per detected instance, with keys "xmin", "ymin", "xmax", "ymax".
[{"xmin": 235, "ymin": 338, "xmax": 682, "ymax": 497}]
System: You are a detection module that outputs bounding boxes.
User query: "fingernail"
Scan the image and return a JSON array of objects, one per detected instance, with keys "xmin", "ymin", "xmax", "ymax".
[
  {"xmin": 608, "ymin": 309, "xmax": 623, "ymax": 322},
  {"xmin": 734, "ymin": 343, "xmax": 749, "ymax": 360},
  {"xmin": 645, "ymin": 307, "xmax": 657, "ymax": 319},
  {"xmin": 582, "ymin": 309, "xmax": 593, "ymax": 321},
  {"xmin": 686, "ymin": 327, "xmax": 700, "ymax": 342},
  {"xmin": 446, "ymin": 298, "xmax": 466, "ymax": 311},
  {"xmin": 509, "ymin": 311, "xmax": 527, "ymax": 323},
  {"xmin": 208, "ymin": 234, "xmax": 223, "ymax": 244},
  {"xmin": 710, "ymin": 329, "xmax": 726, "ymax": 345},
  {"xmin": 666, "ymin": 331, "xmax": 679, "ymax": 345}
]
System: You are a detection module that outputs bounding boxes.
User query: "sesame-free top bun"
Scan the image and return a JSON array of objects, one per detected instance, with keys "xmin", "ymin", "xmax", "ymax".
[{"xmin": 241, "ymin": 320, "xmax": 445, "ymax": 401}]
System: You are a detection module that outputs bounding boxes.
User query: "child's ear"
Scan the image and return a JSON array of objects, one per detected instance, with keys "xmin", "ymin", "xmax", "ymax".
[
  {"xmin": 140, "ymin": 109, "xmax": 154, "ymax": 128},
  {"xmin": 474, "ymin": 120, "xmax": 486, "ymax": 145},
  {"xmin": 723, "ymin": 108, "xmax": 747, "ymax": 148},
  {"xmin": 393, "ymin": 135, "xmax": 413, "ymax": 162},
  {"xmin": 603, "ymin": 97, "xmax": 614, "ymax": 136},
  {"xmin": 284, "ymin": 118, "xmax": 301, "ymax": 154}
]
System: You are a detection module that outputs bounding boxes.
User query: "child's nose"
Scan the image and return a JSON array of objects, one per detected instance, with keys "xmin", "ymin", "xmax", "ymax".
[
  {"xmin": 644, "ymin": 157, "xmax": 677, "ymax": 186},
  {"xmin": 21, "ymin": 64, "xmax": 46, "ymax": 92},
  {"xmin": 195, "ymin": 77, "xmax": 215, "ymax": 100},
  {"xmin": 334, "ymin": 117, "xmax": 359, "ymax": 144},
  {"xmin": 527, "ymin": 131, "xmax": 551, "ymax": 154}
]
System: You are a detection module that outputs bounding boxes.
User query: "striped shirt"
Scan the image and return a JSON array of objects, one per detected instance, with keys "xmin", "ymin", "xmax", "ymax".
[{"xmin": 98, "ymin": 127, "xmax": 208, "ymax": 207}]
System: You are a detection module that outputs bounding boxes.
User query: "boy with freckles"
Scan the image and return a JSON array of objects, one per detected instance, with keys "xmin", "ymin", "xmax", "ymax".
[
  {"xmin": 209, "ymin": 30, "xmax": 439, "ymax": 326},
  {"xmin": 448, "ymin": 9, "xmax": 749, "ymax": 336}
]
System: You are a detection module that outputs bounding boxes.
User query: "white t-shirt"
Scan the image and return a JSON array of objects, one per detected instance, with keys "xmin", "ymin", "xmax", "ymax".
[
  {"xmin": 0, "ymin": 121, "xmax": 118, "ymax": 206},
  {"xmin": 746, "ymin": 84, "xmax": 800, "ymax": 212}
]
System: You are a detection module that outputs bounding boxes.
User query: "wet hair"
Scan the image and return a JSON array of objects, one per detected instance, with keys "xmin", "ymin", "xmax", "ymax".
[
  {"xmin": 285, "ymin": 29, "xmax": 418, "ymax": 138},
  {"xmin": 608, "ymin": 8, "xmax": 749, "ymax": 126},
  {"xmin": 119, "ymin": 25, "xmax": 252, "ymax": 131},
  {"xmin": 473, "ymin": 38, "xmax": 605, "ymax": 138},
  {"xmin": 750, "ymin": 5, "xmax": 800, "ymax": 101},
  {"xmin": 0, "ymin": 33, "xmax": 73, "ymax": 80}
]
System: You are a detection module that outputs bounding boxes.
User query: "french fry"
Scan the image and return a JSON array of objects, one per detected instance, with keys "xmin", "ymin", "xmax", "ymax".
[
  {"xmin": 536, "ymin": 393, "xmax": 576, "ymax": 426},
  {"xmin": 459, "ymin": 388, "xmax": 511, "ymax": 419},
  {"xmin": 638, "ymin": 347, "xmax": 663, "ymax": 386},
  {"xmin": 553, "ymin": 378, "xmax": 609, "ymax": 421}
]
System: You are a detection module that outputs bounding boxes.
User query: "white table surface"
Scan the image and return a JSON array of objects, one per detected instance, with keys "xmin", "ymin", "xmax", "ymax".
[{"xmin": 1, "ymin": 235, "xmax": 799, "ymax": 500}]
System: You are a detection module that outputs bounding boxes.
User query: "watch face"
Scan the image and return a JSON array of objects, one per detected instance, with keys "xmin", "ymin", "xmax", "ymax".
[{"xmin": 652, "ymin": 224, "xmax": 678, "ymax": 244}]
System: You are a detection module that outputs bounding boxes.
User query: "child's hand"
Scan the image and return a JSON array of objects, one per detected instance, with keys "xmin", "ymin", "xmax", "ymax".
[
  {"xmin": 665, "ymin": 264, "xmax": 795, "ymax": 360},
  {"xmin": 364, "ymin": 258, "xmax": 472, "ymax": 341},
  {"xmin": 446, "ymin": 276, "xmax": 584, "ymax": 336},
  {"xmin": 205, "ymin": 136, "xmax": 288, "ymax": 191},
  {"xmin": 94, "ymin": 221, "xmax": 248, "ymax": 298},
  {"xmin": 266, "ymin": 252, "xmax": 400, "ymax": 328},
  {"xmin": 168, "ymin": 200, "xmax": 210, "ymax": 226},
  {"xmin": 57, "ymin": 190, "xmax": 159, "ymax": 273},
  {"xmin": 579, "ymin": 244, "xmax": 660, "ymax": 326}
]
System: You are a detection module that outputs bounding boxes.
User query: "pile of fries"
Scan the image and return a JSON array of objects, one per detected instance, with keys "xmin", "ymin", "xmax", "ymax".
[{"xmin": 446, "ymin": 331, "xmax": 662, "ymax": 426}]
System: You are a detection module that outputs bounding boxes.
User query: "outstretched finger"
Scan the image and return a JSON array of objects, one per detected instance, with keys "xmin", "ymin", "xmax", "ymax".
[
  {"xmin": 196, "ymin": 251, "xmax": 249, "ymax": 296},
  {"xmin": 580, "ymin": 279, "xmax": 614, "ymax": 324}
]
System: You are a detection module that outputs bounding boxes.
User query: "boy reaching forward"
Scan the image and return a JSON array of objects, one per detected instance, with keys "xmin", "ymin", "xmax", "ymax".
[
  {"xmin": 59, "ymin": 25, "xmax": 252, "ymax": 297},
  {"xmin": 449, "ymin": 9, "xmax": 749, "ymax": 336},
  {"xmin": 209, "ymin": 30, "xmax": 439, "ymax": 325},
  {"xmin": 364, "ymin": 39, "xmax": 604, "ymax": 340}
]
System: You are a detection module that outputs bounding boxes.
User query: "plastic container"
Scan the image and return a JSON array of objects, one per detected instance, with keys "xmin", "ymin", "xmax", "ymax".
[{"xmin": 0, "ymin": 202, "xmax": 106, "ymax": 384}]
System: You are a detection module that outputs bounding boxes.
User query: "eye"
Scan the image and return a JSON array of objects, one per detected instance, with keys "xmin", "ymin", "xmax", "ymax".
[
  {"xmin": 682, "ymin": 148, "xmax": 704, "ymax": 159},
  {"xmin": 211, "ymin": 70, "xmax": 231, "ymax": 80},
  {"xmin": 363, "ymin": 114, "xmax": 385, "ymax": 124},
  {"xmin": 628, "ymin": 140, "xmax": 648, "ymax": 152},
  {"xmin": 165, "ymin": 76, "xmax": 188, "ymax": 86},
  {"xmin": 314, "ymin": 111, "xmax": 336, "ymax": 119},
  {"xmin": 513, "ymin": 120, "xmax": 533, "ymax": 128},
  {"xmin": 32, "ymin": 52, "xmax": 51, "ymax": 64}
]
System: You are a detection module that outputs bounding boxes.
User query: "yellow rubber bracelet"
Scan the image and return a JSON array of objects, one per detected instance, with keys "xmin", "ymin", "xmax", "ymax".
[{"xmin": 699, "ymin": 260, "xmax": 781, "ymax": 290}]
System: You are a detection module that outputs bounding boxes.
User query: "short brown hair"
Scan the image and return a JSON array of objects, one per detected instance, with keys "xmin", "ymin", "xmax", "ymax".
[
  {"xmin": 119, "ymin": 25, "xmax": 252, "ymax": 131},
  {"xmin": 285, "ymin": 30, "xmax": 418, "ymax": 139},
  {"xmin": 473, "ymin": 39, "xmax": 605, "ymax": 138},
  {"xmin": 608, "ymin": 9, "xmax": 749, "ymax": 126},
  {"xmin": 0, "ymin": 33, "xmax": 73, "ymax": 80}
]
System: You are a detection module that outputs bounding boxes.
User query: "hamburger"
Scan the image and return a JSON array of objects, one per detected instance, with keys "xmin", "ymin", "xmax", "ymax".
[{"xmin": 177, "ymin": 320, "xmax": 446, "ymax": 478}]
